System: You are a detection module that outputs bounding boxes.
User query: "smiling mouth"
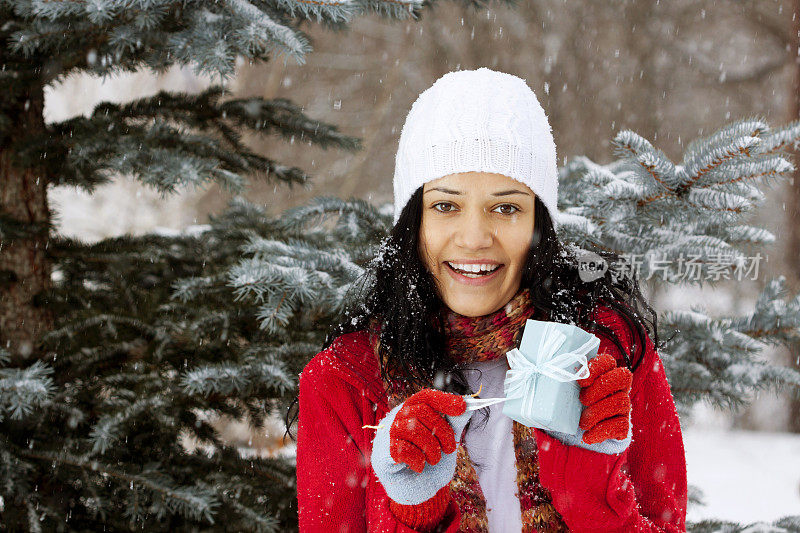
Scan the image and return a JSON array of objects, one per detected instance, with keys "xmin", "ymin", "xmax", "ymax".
[{"xmin": 444, "ymin": 262, "xmax": 504, "ymax": 278}]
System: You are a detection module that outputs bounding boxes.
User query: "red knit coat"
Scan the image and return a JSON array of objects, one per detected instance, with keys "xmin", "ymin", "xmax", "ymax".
[{"xmin": 296, "ymin": 307, "xmax": 688, "ymax": 532}]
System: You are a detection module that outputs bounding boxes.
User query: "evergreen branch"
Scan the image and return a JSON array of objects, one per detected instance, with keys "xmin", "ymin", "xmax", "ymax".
[
  {"xmin": 6, "ymin": 2, "xmax": 311, "ymax": 80},
  {"xmin": 660, "ymin": 291, "xmax": 800, "ymax": 410},
  {"xmin": 754, "ymin": 118, "xmax": 800, "ymax": 155},
  {"xmin": 39, "ymin": 313, "xmax": 160, "ymax": 345},
  {"xmin": 686, "ymin": 188, "xmax": 750, "ymax": 213},
  {"xmin": 612, "ymin": 130, "xmax": 678, "ymax": 192},
  {"xmin": 275, "ymin": 195, "xmax": 389, "ymax": 233},
  {"xmin": 692, "ymin": 153, "xmax": 793, "ymax": 189},
  {"xmin": 561, "ymin": 119, "xmax": 800, "ymax": 290},
  {"xmin": 363, "ymin": 0, "xmax": 426, "ymax": 19},
  {"xmin": 224, "ymin": 0, "xmax": 312, "ymax": 65},
  {"xmin": 89, "ymin": 396, "xmax": 169, "ymax": 455},
  {"xmin": 219, "ymin": 96, "xmax": 362, "ymax": 151},
  {"xmin": 93, "ymin": 86, "xmax": 361, "ymax": 152},
  {"xmin": 683, "ymin": 117, "xmax": 768, "ymax": 161},
  {"xmin": 180, "ymin": 355, "xmax": 294, "ymax": 398},
  {"xmin": 0, "ymin": 360, "xmax": 56, "ymax": 422},
  {"xmin": 679, "ymin": 136, "xmax": 762, "ymax": 192},
  {"xmin": 31, "ymin": 88, "xmax": 361, "ymax": 191},
  {"xmin": 171, "ymin": 274, "xmax": 231, "ymax": 303},
  {"xmin": 14, "ymin": 446, "xmax": 221, "ymax": 524},
  {"xmin": 225, "ymin": 497, "xmax": 281, "ymax": 533},
  {"xmin": 721, "ymin": 224, "xmax": 774, "ymax": 246},
  {"xmin": 272, "ymin": 0, "xmax": 364, "ymax": 22}
]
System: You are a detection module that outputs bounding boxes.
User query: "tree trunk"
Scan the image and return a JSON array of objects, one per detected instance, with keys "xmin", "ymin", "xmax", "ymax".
[{"xmin": 0, "ymin": 82, "xmax": 54, "ymax": 365}]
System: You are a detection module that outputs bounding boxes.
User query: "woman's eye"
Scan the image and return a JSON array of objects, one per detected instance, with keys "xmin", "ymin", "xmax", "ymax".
[
  {"xmin": 494, "ymin": 204, "xmax": 520, "ymax": 215},
  {"xmin": 432, "ymin": 202, "xmax": 455, "ymax": 213}
]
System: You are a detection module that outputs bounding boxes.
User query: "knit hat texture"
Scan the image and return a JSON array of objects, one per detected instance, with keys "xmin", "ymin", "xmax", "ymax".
[{"xmin": 393, "ymin": 67, "xmax": 559, "ymax": 228}]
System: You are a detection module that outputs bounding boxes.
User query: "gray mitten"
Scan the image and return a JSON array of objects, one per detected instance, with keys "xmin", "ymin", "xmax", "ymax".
[{"xmin": 370, "ymin": 392, "xmax": 473, "ymax": 506}]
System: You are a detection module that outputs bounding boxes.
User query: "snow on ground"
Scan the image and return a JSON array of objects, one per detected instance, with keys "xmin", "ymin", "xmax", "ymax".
[{"xmin": 683, "ymin": 424, "xmax": 800, "ymax": 524}]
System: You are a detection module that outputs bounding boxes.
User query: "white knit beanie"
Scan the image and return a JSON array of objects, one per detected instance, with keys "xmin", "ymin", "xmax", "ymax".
[{"xmin": 393, "ymin": 67, "xmax": 559, "ymax": 229}]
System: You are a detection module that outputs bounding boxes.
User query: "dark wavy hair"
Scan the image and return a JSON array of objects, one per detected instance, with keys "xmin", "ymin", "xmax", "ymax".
[{"xmin": 284, "ymin": 186, "xmax": 660, "ymax": 450}]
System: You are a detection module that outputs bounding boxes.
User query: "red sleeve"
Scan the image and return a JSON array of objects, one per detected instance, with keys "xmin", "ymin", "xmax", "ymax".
[
  {"xmin": 533, "ymin": 333, "xmax": 688, "ymax": 532},
  {"xmin": 297, "ymin": 354, "xmax": 369, "ymax": 532},
  {"xmin": 297, "ymin": 352, "xmax": 462, "ymax": 533}
]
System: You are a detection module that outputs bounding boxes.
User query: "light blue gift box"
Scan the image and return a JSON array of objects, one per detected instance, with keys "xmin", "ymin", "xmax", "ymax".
[{"xmin": 500, "ymin": 319, "xmax": 602, "ymax": 435}]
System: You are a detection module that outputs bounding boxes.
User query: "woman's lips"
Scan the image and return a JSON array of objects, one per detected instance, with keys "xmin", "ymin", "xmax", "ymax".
[{"xmin": 444, "ymin": 262, "xmax": 504, "ymax": 286}]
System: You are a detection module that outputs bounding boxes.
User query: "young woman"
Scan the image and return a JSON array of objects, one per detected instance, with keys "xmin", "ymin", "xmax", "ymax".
[{"xmin": 291, "ymin": 68, "xmax": 687, "ymax": 532}]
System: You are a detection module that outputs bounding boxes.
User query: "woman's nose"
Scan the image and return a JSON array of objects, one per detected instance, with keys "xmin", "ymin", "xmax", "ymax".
[{"xmin": 452, "ymin": 209, "xmax": 494, "ymax": 250}]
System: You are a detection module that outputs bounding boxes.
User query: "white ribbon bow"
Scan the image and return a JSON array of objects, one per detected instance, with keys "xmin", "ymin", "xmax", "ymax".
[{"xmin": 464, "ymin": 322, "xmax": 599, "ymax": 413}]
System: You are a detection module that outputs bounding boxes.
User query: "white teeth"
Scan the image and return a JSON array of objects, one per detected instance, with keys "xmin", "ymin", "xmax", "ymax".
[{"xmin": 447, "ymin": 262, "xmax": 500, "ymax": 273}]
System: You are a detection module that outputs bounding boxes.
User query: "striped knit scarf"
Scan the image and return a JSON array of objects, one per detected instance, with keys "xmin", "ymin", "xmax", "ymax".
[{"xmin": 368, "ymin": 287, "xmax": 570, "ymax": 532}]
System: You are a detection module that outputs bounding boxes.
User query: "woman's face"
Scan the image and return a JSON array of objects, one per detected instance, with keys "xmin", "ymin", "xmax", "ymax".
[{"xmin": 418, "ymin": 171, "xmax": 536, "ymax": 317}]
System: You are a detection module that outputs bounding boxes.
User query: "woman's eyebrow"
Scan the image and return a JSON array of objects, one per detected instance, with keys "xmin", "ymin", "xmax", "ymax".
[
  {"xmin": 424, "ymin": 187, "xmax": 530, "ymax": 196},
  {"xmin": 492, "ymin": 189, "xmax": 530, "ymax": 197}
]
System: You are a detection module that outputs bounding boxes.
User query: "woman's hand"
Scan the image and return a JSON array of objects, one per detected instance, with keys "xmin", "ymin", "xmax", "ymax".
[
  {"xmin": 369, "ymin": 388, "xmax": 472, "ymax": 531},
  {"xmin": 390, "ymin": 389, "xmax": 467, "ymax": 473},
  {"xmin": 577, "ymin": 352, "xmax": 633, "ymax": 444}
]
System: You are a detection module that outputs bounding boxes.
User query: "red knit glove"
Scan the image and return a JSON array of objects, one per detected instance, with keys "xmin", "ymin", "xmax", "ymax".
[
  {"xmin": 577, "ymin": 352, "xmax": 633, "ymax": 444},
  {"xmin": 387, "ymin": 389, "xmax": 466, "ymax": 531}
]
